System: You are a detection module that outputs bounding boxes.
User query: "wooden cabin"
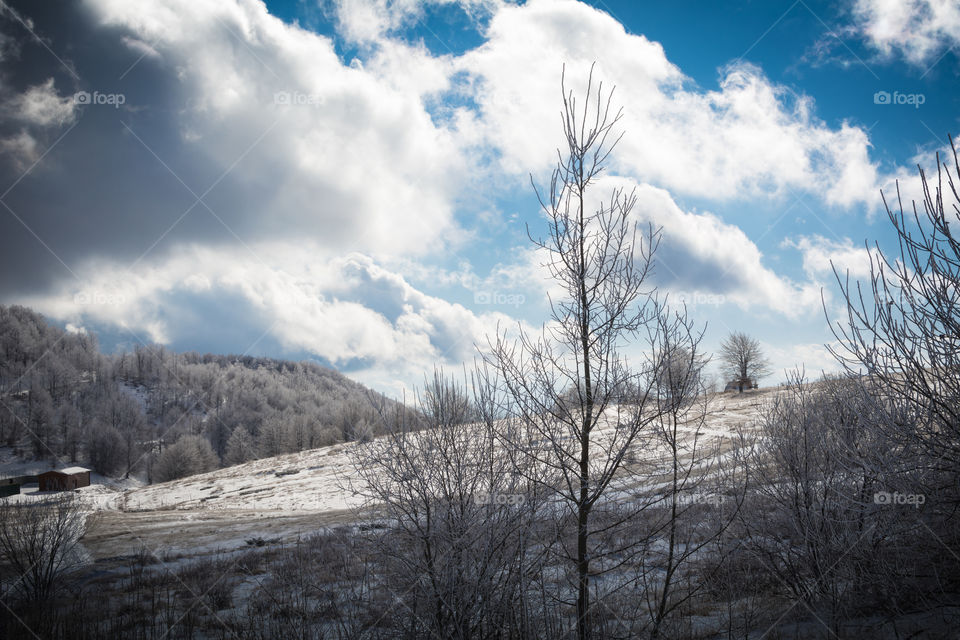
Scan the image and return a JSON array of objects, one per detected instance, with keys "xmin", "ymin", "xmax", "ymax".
[{"xmin": 38, "ymin": 467, "xmax": 91, "ymax": 492}]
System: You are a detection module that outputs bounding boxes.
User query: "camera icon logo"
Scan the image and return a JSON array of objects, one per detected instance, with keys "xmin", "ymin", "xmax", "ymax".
[
  {"xmin": 274, "ymin": 91, "xmax": 291, "ymax": 105},
  {"xmin": 873, "ymin": 91, "xmax": 891, "ymax": 105},
  {"xmin": 74, "ymin": 91, "xmax": 91, "ymax": 105}
]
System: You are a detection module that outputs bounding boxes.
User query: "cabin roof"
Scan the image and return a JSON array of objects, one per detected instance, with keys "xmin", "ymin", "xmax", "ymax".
[{"xmin": 45, "ymin": 466, "xmax": 91, "ymax": 476}]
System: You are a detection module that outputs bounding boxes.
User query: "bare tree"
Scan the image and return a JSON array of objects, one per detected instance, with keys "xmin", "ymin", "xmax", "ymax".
[
  {"xmin": 0, "ymin": 494, "xmax": 88, "ymax": 603},
  {"xmin": 349, "ymin": 370, "xmax": 545, "ymax": 638},
  {"xmin": 718, "ymin": 332, "xmax": 770, "ymax": 390},
  {"xmin": 483, "ymin": 63, "xmax": 670, "ymax": 640},
  {"xmin": 642, "ymin": 308, "xmax": 729, "ymax": 637},
  {"xmin": 825, "ymin": 136, "xmax": 960, "ymax": 624},
  {"xmin": 829, "ymin": 136, "xmax": 960, "ymax": 484},
  {"xmin": 737, "ymin": 371, "xmax": 922, "ymax": 635}
]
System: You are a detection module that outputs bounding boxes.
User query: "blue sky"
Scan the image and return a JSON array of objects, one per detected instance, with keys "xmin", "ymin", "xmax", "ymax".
[{"xmin": 0, "ymin": 0, "xmax": 957, "ymax": 396}]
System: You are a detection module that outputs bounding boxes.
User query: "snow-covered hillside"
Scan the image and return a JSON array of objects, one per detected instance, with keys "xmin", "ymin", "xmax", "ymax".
[
  {"xmin": 112, "ymin": 389, "xmax": 768, "ymax": 512},
  {"xmin": 67, "ymin": 388, "xmax": 772, "ymax": 561},
  {"xmin": 119, "ymin": 444, "xmax": 364, "ymax": 513}
]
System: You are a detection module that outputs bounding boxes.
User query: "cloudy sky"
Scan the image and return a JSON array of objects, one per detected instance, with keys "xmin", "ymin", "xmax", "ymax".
[{"xmin": 0, "ymin": 0, "xmax": 957, "ymax": 396}]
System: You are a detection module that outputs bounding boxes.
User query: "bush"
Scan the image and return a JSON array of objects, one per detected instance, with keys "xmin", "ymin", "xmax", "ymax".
[{"xmin": 153, "ymin": 434, "xmax": 219, "ymax": 482}]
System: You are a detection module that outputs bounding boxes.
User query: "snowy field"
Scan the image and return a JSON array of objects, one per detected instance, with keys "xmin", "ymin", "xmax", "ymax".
[
  {"xmin": 1, "ymin": 388, "xmax": 773, "ymax": 563},
  {"xmin": 84, "ymin": 444, "xmax": 370, "ymax": 560}
]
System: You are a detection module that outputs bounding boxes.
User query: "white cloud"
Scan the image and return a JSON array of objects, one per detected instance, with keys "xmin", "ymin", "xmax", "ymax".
[
  {"xmin": 5, "ymin": 78, "xmax": 76, "ymax": 126},
  {"xmin": 5, "ymin": 0, "xmax": 917, "ymax": 392},
  {"xmin": 764, "ymin": 340, "xmax": 844, "ymax": 383},
  {"xmin": 0, "ymin": 130, "xmax": 39, "ymax": 169},
  {"xmin": 19, "ymin": 243, "xmax": 524, "ymax": 396},
  {"xmin": 0, "ymin": 77, "xmax": 77, "ymax": 167},
  {"xmin": 852, "ymin": 0, "xmax": 960, "ymax": 65},
  {"xmin": 784, "ymin": 235, "xmax": 879, "ymax": 281},
  {"xmin": 85, "ymin": 0, "xmax": 466, "ymax": 257},
  {"xmin": 457, "ymin": 0, "xmax": 886, "ymax": 209},
  {"xmin": 447, "ymin": 177, "xmax": 827, "ymax": 321},
  {"xmin": 877, "ymin": 140, "xmax": 958, "ymax": 216},
  {"xmin": 119, "ymin": 36, "xmax": 162, "ymax": 61},
  {"xmin": 623, "ymin": 179, "xmax": 822, "ymax": 317},
  {"xmin": 77, "ymin": 0, "xmax": 900, "ymax": 292}
]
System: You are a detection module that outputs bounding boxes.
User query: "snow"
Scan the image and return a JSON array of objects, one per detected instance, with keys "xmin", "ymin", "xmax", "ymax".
[
  {"xmin": 116, "ymin": 444, "xmax": 366, "ymax": 514},
  {"xmin": 54, "ymin": 466, "xmax": 91, "ymax": 475},
  {"xmin": 2, "ymin": 389, "xmax": 772, "ymax": 518}
]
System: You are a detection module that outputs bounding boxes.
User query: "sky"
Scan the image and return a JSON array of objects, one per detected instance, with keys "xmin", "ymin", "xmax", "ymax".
[{"xmin": 0, "ymin": 0, "xmax": 957, "ymax": 397}]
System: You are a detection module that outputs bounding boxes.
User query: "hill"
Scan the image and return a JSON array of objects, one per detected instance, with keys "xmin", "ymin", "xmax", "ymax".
[
  {"xmin": 0, "ymin": 304, "xmax": 413, "ymax": 483},
  {"xmin": 62, "ymin": 386, "xmax": 772, "ymax": 565}
]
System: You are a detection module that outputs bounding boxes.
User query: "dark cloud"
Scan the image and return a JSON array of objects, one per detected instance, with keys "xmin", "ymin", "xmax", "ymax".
[
  {"xmin": 652, "ymin": 239, "xmax": 753, "ymax": 296},
  {"xmin": 0, "ymin": 0, "xmax": 460, "ymax": 300},
  {"xmin": 0, "ymin": 0, "xmax": 225, "ymax": 294}
]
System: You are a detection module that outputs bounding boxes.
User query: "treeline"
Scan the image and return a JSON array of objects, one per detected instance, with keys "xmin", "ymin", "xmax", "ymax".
[{"xmin": 0, "ymin": 305, "xmax": 411, "ymax": 482}]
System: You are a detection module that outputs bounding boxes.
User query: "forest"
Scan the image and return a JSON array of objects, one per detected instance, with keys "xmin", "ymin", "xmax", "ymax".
[{"xmin": 0, "ymin": 304, "xmax": 410, "ymax": 482}]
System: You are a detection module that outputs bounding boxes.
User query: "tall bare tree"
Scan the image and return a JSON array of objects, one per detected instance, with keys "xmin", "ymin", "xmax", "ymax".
[
  {"xmin": 718, "ymin": 332, "xmax": 770, "ymax": 389},
  {"xmin": 484, "ymin": 63, "xmax": 667, "ymax": 640},
  {"xmin": 825, "ymin": 136, "xmax": 960, "ymax": 620}
]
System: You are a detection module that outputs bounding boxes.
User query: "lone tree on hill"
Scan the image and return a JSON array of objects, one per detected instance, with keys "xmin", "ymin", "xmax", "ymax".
[{"xmin": 719, "ymin": 331, "xmax": 770, "ymax": 389}]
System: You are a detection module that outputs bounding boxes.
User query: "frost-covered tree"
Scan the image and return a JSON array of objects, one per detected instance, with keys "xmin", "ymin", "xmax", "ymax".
[
  {"xmin": 352, "ymin": 371, "xmax": 544, "ymax": 638},
  {"xmin": 152, "ymin": 434, "xmax": 218, "ymax": 482},
  {"xmin": 485, "ymin": 64, "xmax": 669, "ymax": 640},
  {"xmin": 87, "ymin": 424, "xmax": 125, "ymax": 476},
  {"xmin": 718, "ymin": 332, "xmax": 770, "ymax": 389},
  {"xmin": 225, "ymin": 426, "xmax": 258, "ymax": 466}
]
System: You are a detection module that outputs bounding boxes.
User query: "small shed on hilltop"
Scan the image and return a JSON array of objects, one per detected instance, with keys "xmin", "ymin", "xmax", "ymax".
[
  {"xmin": 724, "ymin": 378, "xmax": 757, "ymax": 393},
  {"xmin": 38, "ymin": 467, "xmax": 91, "ymax": 492}
]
